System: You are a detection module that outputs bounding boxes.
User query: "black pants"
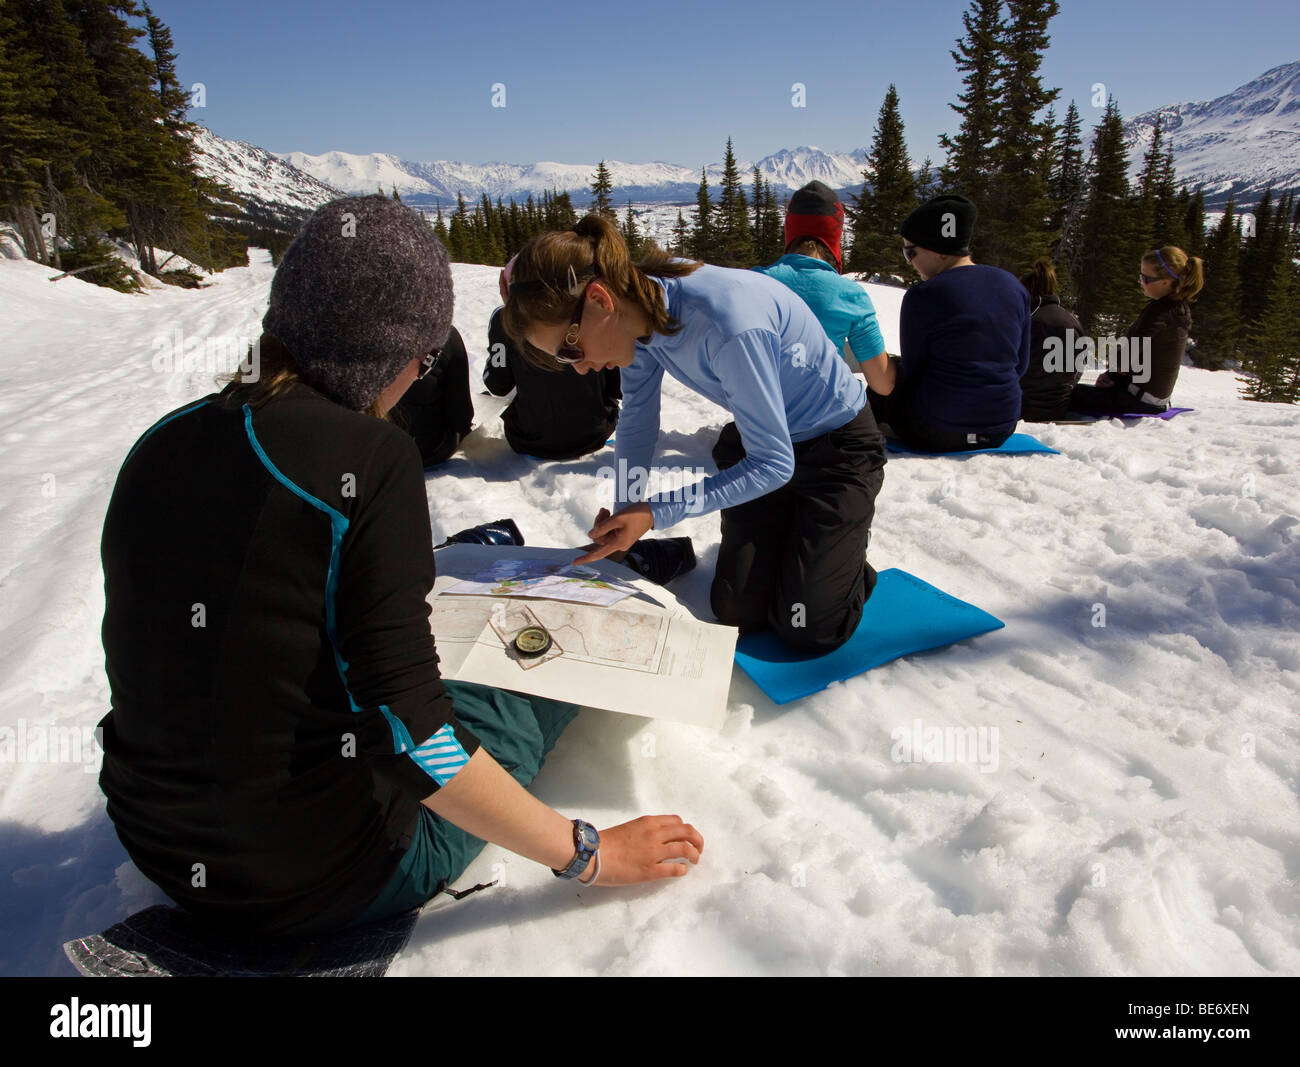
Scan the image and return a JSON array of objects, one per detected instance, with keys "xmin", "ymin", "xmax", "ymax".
[
  {"xmin": 710, "ymin": 405, "xmax": 885, "ymax": 654},
  {"xmin": 868, "ymin": 383, "xmax": 1013, "ymax": 452},
  {"xmin": 1068, "ymin": 380, "xmax": 1169, "ymax": 415}
]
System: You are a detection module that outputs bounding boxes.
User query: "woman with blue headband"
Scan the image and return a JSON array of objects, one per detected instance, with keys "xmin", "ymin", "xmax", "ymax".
[{"xmin": 1069, "ymin": 245, "xmax": 1204, "ymax": 415}]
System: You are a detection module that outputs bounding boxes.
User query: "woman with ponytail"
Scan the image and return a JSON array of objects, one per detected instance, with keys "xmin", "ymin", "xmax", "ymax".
[
  {"xmin": 1018, "ymin": 258, "xmax": 1085, "ymax": 422},
  {"xmin": 1069, "ymin": 245, "xmax": 1204, "ymax": 414},
  {"xmin": 503, "ymin": 213, "xmax": 887, "ymax": 654}
]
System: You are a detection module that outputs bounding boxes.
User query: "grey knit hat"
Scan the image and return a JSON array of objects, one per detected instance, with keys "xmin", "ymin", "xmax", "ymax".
[{"xmin": 263, "ymin": 195, "xmax": 453, "ymax": 410}]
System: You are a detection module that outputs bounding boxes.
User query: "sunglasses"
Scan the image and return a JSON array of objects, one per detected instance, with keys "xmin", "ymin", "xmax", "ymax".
[
  {"xmin": 417, "ymin": 347, "xmax": 443, "ymax": 379},
  {"xmin": 1138, "ymin": 272, "xmax": 1170, "ymax": 285},
  {"xmin": 553, "ymin": 286, "xmax": 590, "ymax": 365},
  {"xmin": 902, "ymin": 243, "xmax": 919, "ymax": 263}
]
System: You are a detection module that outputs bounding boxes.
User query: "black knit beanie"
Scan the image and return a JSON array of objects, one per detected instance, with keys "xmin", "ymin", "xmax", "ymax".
[
  {"xmin": 263, "ymin": 195, "xmax": 454, "ymax": 411},
  {"xmin": 901, "ymin": 194, "xmax": 977, "ymax": 256}
]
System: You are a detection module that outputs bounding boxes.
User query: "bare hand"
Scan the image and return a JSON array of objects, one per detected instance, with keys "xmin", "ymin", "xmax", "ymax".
[
  {"xmin": 574, "ymin": 504, "xmax": 654, "ymax": 564},
  {"xmin": 585, "ymin": 815, "xmax": 704, "ymax": 886}
]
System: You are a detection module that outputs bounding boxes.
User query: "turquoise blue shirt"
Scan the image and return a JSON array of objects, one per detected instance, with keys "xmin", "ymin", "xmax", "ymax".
[
  {"xmin": 753, "ymin": 254, "xmax": 887, "ymax": 366},
  {"xmin": 616, "ymin": 264, "xmax": 866, "ymax": 530}
]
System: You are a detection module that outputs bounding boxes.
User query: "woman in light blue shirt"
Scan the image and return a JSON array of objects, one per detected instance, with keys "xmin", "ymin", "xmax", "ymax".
[{"xmin": 503, "ymin": 214, "xmax": 887, "ymax": 653}]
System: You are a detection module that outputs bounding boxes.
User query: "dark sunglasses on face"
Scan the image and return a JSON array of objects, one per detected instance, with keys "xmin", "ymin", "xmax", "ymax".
[
  {"xmin": 417, "ymin": 347, "xmax": 443, "ymax": 379},
  {"xmin": 1139, "ymin": 272, "xmax": 1170, "ymax": 284},
  {"xmin": 902, "ymin": 243, "xmax": 919, "ymax": 262}
]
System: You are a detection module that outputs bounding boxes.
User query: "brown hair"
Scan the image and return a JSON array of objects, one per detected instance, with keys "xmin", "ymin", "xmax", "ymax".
[
  {"xmin": 220, "ymin": 333, "xmax": 388, "ymax": 419},
  {"xmin": 1144, "ymin": 245, "xmax": 1204, "ymax": 301},
  {"xmin": 786, "ymin": 236, "xmax": 838, "ymax": 270},
  {"xmin": 1019, "ymin": 257, "xmax": 1059, "ymax": 301},
  {"xmin": 501, "ymin": 212, "xmax": 701, "ymax": 371}
]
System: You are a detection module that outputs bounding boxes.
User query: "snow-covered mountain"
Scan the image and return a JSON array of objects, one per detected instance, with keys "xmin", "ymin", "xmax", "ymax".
[
  {"xmin": 1123, "ymin": 61, "xmax": 1300, "ymax": 209},
  {"xmin": 189, "ymin": 126, "xmax": 342, "ymax": 226},
  {"xmin": 279, "ymin": 145, "xmax": 870, "ymax": 208}
]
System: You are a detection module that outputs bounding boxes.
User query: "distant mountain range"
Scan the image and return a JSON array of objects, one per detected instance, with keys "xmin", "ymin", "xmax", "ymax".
[
  {"xmin": 1122, "ymin": 61, "xmax": 1300, "ymax": 209},
  {"xmin": 188, "ymin": 126, "xmax": 340, "ymax": 226},
  {"xmin": 188, "ymin": 61, "xmax": 1300, "ymax": 224},
  {"xmin": 273, "ymin": 146, "xmax": 870, "ymax": 209}
]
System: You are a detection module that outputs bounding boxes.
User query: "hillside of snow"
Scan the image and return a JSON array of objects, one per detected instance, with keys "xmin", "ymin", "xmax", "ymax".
[{"xmin": 0, "ymin": 254, "xmax": 1297, "ymax": 976}]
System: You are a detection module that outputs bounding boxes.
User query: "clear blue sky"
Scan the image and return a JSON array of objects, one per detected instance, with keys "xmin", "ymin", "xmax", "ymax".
[{"xmin": 152, "ymin": 0, "xmax": 1299, "ymax": 168}]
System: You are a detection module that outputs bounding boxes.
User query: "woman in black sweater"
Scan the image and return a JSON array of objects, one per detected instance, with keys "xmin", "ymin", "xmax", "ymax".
[
  {"xmin": 1070, "ymin": 245, "xmax": 1204, "ymax": 414},
  {"xmin": 484, "ymin": 265, "xmax": 620, "ymax": 459},
  {"xmin": 1018, "ymin": 258, "xmax": 1085, "ymax": 422},
  {"xmin": 98, "ymin": 196, "xmax": 703, "ymax": 937}
]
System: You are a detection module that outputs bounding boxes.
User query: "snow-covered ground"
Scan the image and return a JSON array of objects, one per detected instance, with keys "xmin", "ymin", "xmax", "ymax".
[{"xmin": 1, "ymin": 253, "xmax": 1297, "ymax": 976}]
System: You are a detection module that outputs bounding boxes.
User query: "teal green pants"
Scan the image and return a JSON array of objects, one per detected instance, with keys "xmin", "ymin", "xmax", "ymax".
[{"xmin": 353, "ymin": 680, "xmax": 579, "ymax": 926}]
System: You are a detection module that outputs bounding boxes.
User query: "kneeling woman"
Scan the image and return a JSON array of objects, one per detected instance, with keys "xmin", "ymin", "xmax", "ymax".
[
  {"xmin": 98, "ymin": 196, "xmax": 702, "ymax": 937},
  {"xmin": 504, "ymin": 213, "xmax": 887, "ymax": 654},
  {"xmin": 1069, "ymin": 245, "xmax": 1203, "ymax": 414}
]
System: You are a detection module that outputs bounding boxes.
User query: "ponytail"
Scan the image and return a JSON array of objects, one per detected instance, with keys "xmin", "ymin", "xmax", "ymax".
[
  {"xmin": 1019, "ymin": 257, "xmax": 1058, "ymax": 301},
  {"xmin": 1146, "ymin": 245, "xmax": 1204, "ymax": 301},
  {"xmin": 502, "ymin": 213, "xmax": 700, "ymax": 371}
]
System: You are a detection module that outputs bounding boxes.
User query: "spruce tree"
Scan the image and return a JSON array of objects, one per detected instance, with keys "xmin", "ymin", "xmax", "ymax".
[
  {"xmin": 620, "ymin": 201, "xmax": 642, "ymax": 258},
  {"xmin": 914, "ymin": 157, "xmax": 940, "ymax": 203},
  {"xmin": 751, "ymin": 166, "xmax": 782, "ymax": 264},
  {"xmin": 1193, "ymin": 199, "xmax": 1242, "ymax": 369},
  {"xmin": 715, "ymin": 138, "xmax": 752, "ymax": 266},
  {"xmin": 1134, "ymin": 116, "xmax": 1166, "ymax": 248},
  {"xmin": 980, "ymin": 0, "xmax": 1059, "ymax": 270},
  {"xmin": 1049, "ymin": 101, "xmax": 1085, "ymax": 232},
  {"xmin": 591, "ymin": 160, "xmax": 615, "ymax": 219},
  {"xmin": 1072, "ymin": 99, "xmax": 1142, "ymax": 333},
  {"xmin": 1238, "ymin": 186, "xmax": 1275, "ymax": 331},
  {"xmin": 938, "ymin": 0, "xmax": 1005, "ymax": 211},
  {"xmin": 847, "ymin": 84, "xmax": 914, "ymax": 282},
  {"xmin": 690, "ymin": 168, "xmax": 714, "ymax": 261},
  {"xmin": 671, "ymin": 209, "xmax": 689, "ymax": 256},
  {"xmin": 1181, "ymin": 186, "xmax": 1206, "ymax": 256},
  {"xmin": 1238, "ymin": 243, "xmax": 1299, "ymax": 403}
]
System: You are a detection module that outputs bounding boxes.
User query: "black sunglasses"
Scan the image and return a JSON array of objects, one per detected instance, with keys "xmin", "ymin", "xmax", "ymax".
[
  {"xmin": 902, "ymin": 243, "xmax": 919, "ymax": 262},
  {"xmin": 417, "ymin": 347, "xmax": 443, "ymax": 379}
]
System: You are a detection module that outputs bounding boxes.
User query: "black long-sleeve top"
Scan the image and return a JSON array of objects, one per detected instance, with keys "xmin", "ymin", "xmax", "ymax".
[
  {"xmin": 484, "ymin": 308, "xmax": 620, "ymax": 459},
  {"xmin": 98, "ymin": 382, "xmax": 479, "ymax": 936},
  {"xmin": 393, "ymin": 325, "xmax": 474, "ymax": 466}
]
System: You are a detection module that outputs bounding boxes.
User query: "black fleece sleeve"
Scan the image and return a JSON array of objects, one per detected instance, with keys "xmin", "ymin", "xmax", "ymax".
[{"xmin": 333, "ymin": 427, "xmax": 480, "ymax": 799}]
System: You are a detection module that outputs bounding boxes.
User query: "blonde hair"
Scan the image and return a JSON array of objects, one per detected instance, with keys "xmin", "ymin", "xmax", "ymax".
[
  {"xmin": 502, "ymin": 213, "xmax": 700, "ymax": 371},
  {"xmin": 1145, "ymin": 245, "xmax": 1204, "ymax": 301},
  {"xmin": 220, "ymin": 333, "xmax": 388, "ymax": 419}
]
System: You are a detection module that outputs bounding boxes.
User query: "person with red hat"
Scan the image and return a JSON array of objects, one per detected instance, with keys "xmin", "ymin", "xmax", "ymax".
[{"xmin": 754, "ymin": 180, "xmax": 895, "ymax": 397}]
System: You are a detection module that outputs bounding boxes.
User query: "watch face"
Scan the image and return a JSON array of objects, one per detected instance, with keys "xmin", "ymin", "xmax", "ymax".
[{"xmin": 577, "ymin": 822, "xmax": 600, "ymax": 852}]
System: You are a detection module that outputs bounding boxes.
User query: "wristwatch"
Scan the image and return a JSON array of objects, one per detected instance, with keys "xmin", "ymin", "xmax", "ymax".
[{"xmin": 552, "ymin": 819, "xmax": 599, "ymax": 880}]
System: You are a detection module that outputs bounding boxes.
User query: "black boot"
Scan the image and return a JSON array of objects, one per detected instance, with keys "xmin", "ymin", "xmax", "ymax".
[
  {"xmin": 438, "ymin": 518, "xmax": 525, "ymax": 548},
  {"xmin": 622, "ymin": 537, "xmax": 696, "ymax": 586}
]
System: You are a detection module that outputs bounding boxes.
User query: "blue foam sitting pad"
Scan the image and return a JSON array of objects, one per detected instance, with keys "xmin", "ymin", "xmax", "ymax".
[
  {"xmin": 734, "ymin": 568, "xmax": 1005, "ymax": 704},
  {"xmin": 886, "ymin": 432, "xmax": 1058, "ymax": 456}
]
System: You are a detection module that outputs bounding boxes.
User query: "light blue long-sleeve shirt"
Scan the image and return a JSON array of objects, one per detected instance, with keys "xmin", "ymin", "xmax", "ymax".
[
  {"xmin": 753, "ymin": 254, "xmax": 887, "ymax": 366},
  {"xmin": 615, "ymin": 264, "xmax": 866, "ymax": 530}
]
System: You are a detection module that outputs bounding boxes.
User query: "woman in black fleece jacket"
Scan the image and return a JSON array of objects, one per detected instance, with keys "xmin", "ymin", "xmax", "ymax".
[
  {"xmin": 98, "ymin": 196, "xmax": 702, "ymax": 937},
  {"xmin": 1069, "ymin": 245, "xmax": 1204, "ymax": 414}
]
